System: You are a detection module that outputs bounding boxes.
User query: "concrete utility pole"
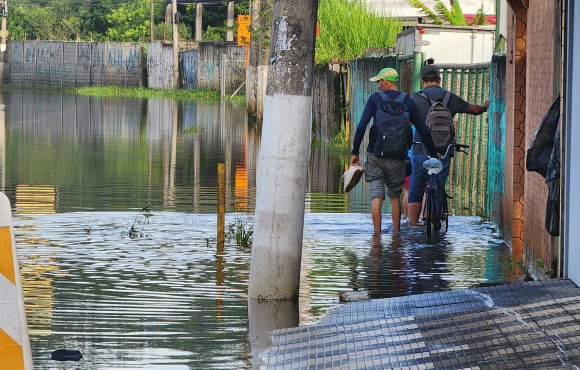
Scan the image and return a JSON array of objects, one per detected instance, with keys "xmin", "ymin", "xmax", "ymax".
[
  {"xmin": 227, "ymin": 1, "xmax": 235, "ymax": 42},
  {"xmin": 172, "ymin": 0, "xmax": 179, "ymax": 87},
  {"xmin": 248, "ymin": 0, "xmax": 319, "ymax": 300},
  {"xmin": 196, "ymin": 3, "xmax": 203, "ymax": 41},
  {"xmin": 150, "ymin": 0, "xmax": 155, "ymax": 41},
  {"xmin": 0, "ymin": 0, "xmax": 7, "ymax": 82}
]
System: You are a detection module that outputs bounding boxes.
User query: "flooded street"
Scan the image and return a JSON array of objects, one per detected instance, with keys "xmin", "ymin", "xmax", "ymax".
[{"xmin": 0, "ymin": 90, "xmax": 515, "ymax": 368}]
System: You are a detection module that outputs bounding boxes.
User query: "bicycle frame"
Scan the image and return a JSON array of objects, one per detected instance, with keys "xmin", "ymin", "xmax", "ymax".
[{"xmin": 413, "ymin": 142, "xmax": 469, "ymax": 238}]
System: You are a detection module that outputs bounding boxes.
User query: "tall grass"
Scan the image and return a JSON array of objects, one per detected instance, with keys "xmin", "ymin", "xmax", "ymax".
[{"xmin": 316, "ymin": 0, "xmax": 403, "ymax": 64}]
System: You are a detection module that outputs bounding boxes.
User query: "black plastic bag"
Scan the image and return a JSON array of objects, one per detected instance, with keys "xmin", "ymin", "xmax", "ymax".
[
  {"xmin": 544, "ymin": 121, "xmax": 560, "ymax": 236},
  {"xmin": 545, "ymin": 177, "xmax": 560, "ymax": 236},
  {"xmin": 526, "ymin": 96, "xmax": 560, "ymax": 178}
]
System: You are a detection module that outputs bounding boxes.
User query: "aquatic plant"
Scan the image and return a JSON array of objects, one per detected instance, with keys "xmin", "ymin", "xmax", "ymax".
[
  {"xmin": 226, "ymin": 204, "xmax": 253, "ymax": 249},
  {"xmin": 122, "ymin": 204, "xmax": 153, "ymax": 239},
  {"xmin": 183, "ymin": 126, "xmax": 206, "ymax": 135}
]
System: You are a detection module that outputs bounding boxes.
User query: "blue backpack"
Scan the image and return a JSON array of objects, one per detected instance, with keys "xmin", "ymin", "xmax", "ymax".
[{"xmin": 372, "ymin": 92, "xmax": 413, "ymax": 159}]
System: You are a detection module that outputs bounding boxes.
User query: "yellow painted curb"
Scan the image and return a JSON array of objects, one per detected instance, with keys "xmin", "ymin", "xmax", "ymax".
[{"xmin": 0, "ymin": 192, "xmax": 33, "ymax": 370}]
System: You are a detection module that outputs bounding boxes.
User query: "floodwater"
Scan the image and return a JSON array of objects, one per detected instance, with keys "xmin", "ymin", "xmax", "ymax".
[{"xmin": 0, "ymin": 89, "xmax": 515, "ymax": 369}]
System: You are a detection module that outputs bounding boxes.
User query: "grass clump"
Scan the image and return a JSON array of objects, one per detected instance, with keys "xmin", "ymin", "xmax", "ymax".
[
  {"xmin": 226, "ymin": 204, "xmax": 253, "ymax": 250},
  {"xmin": 72, "ymin": 86, "xmax": 221, "ymax": 100},
  {"xmin": 316, "ymin": 0, "xmax": 403, "ymax": 64}
]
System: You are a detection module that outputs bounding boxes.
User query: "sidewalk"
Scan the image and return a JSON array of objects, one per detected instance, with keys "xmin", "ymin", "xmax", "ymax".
[{"xmin": 260, "ymin": 279, "xmax": 580, "ymax": 369}]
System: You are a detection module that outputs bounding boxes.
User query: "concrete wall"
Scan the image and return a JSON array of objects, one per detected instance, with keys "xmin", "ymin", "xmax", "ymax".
[{"xmin": 4, "ymin": 41, "xmax": 143, "ymax": 87}]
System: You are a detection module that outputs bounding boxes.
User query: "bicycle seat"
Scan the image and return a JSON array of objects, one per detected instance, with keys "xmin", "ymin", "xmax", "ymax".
[{"xmin": 423, "ymin": 158, "xmax": 443, "ymax": 175}]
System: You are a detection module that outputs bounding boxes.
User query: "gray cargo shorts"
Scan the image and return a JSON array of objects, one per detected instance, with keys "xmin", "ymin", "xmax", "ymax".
[{"xmin": 364, "ymin": 153, "xmax": 406, "ymax": 200}]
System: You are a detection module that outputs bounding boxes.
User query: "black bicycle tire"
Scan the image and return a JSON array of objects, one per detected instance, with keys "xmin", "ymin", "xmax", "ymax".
[
  {"xmin": 441, "ymin": 192, "xmax": 449, "ymax": 233},
  {"xmin": 426, "ymin": 187, "xmax": 440, "ymax": 237},
  {"xmin": 426, "ymin": 193, "xmax": 432, "ymax": 237},
  {"xmin": 432, "ymin": 193, "xmax": 441, "ymax": 234}
]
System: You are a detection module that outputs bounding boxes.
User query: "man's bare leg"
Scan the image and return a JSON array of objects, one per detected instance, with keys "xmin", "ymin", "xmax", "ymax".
[
  {"xmin": 390, "ymin": 196, "xmax": 401, "ymax": 232},
  {"xmin": 371, "ymin": 197, "xmax": 383, "ymax": 233},
  {"xmin": 408, "ymin": 202, "xmax": 422, "ymax": 226}
]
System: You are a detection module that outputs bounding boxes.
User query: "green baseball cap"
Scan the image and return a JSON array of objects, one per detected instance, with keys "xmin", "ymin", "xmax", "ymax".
[{"xmin": 369, "ymin": 67, "xmax": 399, "ymax": 82}]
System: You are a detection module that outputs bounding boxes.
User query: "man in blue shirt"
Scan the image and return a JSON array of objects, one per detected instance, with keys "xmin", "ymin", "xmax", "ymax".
[
  {"xmin": 351, "ymin": 67, "xmax": 437, "ymax": 234},
  {"xmin": 408, "ymin": 64, "xmax": 490, "ymax": 226}
]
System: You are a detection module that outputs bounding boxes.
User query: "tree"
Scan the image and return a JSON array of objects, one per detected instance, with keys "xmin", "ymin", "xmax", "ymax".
[
  {"xmin": 409, "ymin": 0, "xmax": 490, "ymax": 26},
  {"xmin": 106, "ymin": 0, "xmax": 151, "ymax": 41}
]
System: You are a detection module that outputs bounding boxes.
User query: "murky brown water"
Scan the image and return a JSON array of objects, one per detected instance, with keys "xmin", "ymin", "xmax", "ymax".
[{"xmin": 1, "ymin": 89, "xmax": 514, "ymax": 368}]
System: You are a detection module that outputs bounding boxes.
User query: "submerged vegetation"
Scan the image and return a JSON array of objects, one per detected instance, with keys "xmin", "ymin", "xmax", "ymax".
[
  {"xmin": 315, "ymin": 0, "xmax": 403, "ymax": 64},
  {"xmin": 226, "ymin": 204, "xmax": 253, "ymax": 250},
  {"xmin": 71, "ymin": 86, "xmax": 245, "ymax": 104}
]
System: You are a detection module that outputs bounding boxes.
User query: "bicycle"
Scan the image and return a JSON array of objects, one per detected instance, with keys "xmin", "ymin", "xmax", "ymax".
[{"xmin": 413, "ymin": 141, "xmax": 470, "ymax": 238}]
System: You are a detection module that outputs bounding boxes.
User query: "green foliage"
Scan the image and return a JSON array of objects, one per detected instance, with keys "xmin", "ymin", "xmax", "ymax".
[
  {"xmin": 106, "ymin": 0, "xmax": 151, "ymax": 42},
  {"xmin": 183, "ymin": 125, "xmax": 205, "ymax": 135},
  {"xmin": 72, "ymin": 86, "xmax": 221, "ymax": 100},
  {"xmin": 204, "ymin": 25, "xmax": 226, "ymax": 41},
  {"xmin": 315, "ymin": 0, "xmax": 402, "ymax": 64},
  {"xmin": 410, "ymin": 0, "xmax": 489, "ymax": 26},
  {"xmin": 154, "ymin": 22, "xmax": 192, "ymax": 41},
  {"xmin": 6, "ymin": 0, "xmax": 249, "ymax": 42}
]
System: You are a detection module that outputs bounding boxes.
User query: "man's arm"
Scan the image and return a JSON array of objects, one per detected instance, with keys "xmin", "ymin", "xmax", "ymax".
[
  {"xmin": 350, "ymin": 95, "xmax": 376, "ymax": 164},
  {"xmin": 466, "ymin": 100, "xmax": 490, "ymax": 115}
]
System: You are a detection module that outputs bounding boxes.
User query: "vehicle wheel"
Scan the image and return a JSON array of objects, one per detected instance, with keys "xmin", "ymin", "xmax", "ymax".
[{"xmin": 426, "ymin": 190, "xmax": 440, "ymax": 238}]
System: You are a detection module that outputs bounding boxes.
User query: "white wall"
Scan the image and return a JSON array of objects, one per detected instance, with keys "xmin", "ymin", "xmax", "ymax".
[
  {"xmin": 564, "ymin": 1, "xmax": 580, "ymax": 284},
  {"xmin": 396, "ymin": 25, "xmax": 495, "ymax": 64}
]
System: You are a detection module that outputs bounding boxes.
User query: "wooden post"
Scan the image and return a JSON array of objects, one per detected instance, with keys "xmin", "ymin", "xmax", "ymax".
[{"xmin": 217, "ymin": 163, "xmax": 225, "ymax": 246}]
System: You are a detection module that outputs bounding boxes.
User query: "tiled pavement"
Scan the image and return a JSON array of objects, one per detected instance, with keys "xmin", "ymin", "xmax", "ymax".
[{"xmin": 260, "ymin": 279, "xmax": 580, "ymax": 369}]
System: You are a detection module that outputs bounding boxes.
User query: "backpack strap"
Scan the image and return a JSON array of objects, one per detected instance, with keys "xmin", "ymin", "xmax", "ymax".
[
  {"xmin": 442, "ymin": 91, "xmax": 451, "ymax": 106},
  {"xmin": 417, "ymin": 91, "xmax": 436, "ymax": 106},
  {"xmin": 418, "ymin": 90, "xmax": 451, "ymax": 107}
]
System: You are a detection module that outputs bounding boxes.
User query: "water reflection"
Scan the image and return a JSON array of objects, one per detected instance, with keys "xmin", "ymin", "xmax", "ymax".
[{"xmin": 2, "ymin": 89, "xmax": 518, "ymax": 368}]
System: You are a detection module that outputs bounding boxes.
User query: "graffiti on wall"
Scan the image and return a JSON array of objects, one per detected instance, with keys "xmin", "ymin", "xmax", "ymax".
[{"xmin": 5, "ymin": 41, "xmax": 143, "ymax": 87}]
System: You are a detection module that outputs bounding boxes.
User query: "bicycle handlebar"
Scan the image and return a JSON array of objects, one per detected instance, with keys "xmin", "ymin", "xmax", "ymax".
[{"xmin": 413, "ymin": 141, "xmax": 470, "ymax": 159}]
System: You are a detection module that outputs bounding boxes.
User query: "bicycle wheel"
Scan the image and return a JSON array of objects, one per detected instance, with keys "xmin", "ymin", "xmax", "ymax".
[
  {"xmin": 425, "ymin": 187, "xmax": 441, "ymax": 238},
  {"xmin": 441, "ymin": 192, "xmax": 449, "ymax": 233}
]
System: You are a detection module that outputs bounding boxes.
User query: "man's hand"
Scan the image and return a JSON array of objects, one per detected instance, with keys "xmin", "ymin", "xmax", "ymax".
[
  {"xmin": 350, "ymin": 154, "xmax": 359, "ymax": 166},
  {"xmin": 482, "ymin": 99, "xmax": 490, "ymax": 110}
]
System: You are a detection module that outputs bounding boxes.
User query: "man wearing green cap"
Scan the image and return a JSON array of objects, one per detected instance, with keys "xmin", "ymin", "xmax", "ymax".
[{"xmin": 351, "ymin": 67, "xmax": 437, "ymax": 234}]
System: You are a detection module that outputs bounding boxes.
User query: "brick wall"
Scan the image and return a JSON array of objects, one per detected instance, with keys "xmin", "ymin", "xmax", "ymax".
[
  {"xmin": 505, "ymin": 2, "xmax": 527, "ymax": 260},
  {"xmin": 524, "ymin": 0, "xmax": 557, "ymax": 269}
]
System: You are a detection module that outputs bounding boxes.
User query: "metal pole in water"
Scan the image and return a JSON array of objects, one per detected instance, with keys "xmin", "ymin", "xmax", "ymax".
[{"xmin": 217, "ymin": 163, "xmax": 226, "ymax": 247}]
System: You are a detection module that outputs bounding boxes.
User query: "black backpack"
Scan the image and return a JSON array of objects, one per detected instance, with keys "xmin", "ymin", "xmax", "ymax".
[
  {"xmin": 372, "ymin": 92, "xmax": 412, "ymax": 159},
  {"xmin": 418, "ymin": 91, "xmax": 454, "ymax": 153}
]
